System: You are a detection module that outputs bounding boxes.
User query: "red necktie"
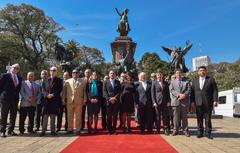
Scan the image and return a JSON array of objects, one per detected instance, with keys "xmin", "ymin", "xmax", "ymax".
[
  {"xmin": 31, "ymin": 83, "xmax": 35, "ymax": 96},
  {"xmin": 49, "ymin": 78, "xmax": 53, "ymax": 93}
]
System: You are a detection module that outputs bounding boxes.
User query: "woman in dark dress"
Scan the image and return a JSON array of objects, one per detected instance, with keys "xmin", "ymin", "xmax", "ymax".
[
  {"xmin": 87, "ymin": 72, "xmax": 102, "ymax": 134},
  {"xmin": 120, "ymin": 72, "xmax": 136, "ymax": 133}
]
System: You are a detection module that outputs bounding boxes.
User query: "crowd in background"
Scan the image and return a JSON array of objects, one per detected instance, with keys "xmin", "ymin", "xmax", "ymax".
[{"xmin": 0, "ymin": 63, "xmax": 218, "ymax": 139}]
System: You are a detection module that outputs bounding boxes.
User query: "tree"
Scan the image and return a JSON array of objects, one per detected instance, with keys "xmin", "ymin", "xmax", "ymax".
[
  {"xmin": 0, "ymin": 3, "xmax": 63, "ymax": 73},
  {"xmin": 76, "ymin": 45, "xmax": 105, "ymax": 73},
  {"xmin": 138, "ymin": 52, "xmax": 171, "ymax": 77}
]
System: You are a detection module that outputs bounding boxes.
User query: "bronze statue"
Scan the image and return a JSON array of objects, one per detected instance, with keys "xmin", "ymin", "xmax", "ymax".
[
  {"xmin": 161, "ymin": 40, "xmax": 193, "ymax": 73},
  {"xmin": 115, "ymin": 8, "xmax": 130, "ymax": 36}
]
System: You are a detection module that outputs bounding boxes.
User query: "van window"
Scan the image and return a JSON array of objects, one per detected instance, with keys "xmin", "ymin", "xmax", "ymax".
[
  {"xmin": 219, "ymin": 96, "xmax": 226, "ymax": 104},
  {"xmin": 234, "ymin": 92, "xmax": 240, "ymax": 103}
]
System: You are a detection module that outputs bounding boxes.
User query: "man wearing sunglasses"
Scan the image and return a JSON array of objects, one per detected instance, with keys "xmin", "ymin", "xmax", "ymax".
[
  {"xmin": 0, "ymin": 63, "xmax": 22, "ymax": 137},
  {"xmin": 41, "ymin": 67, "xmax": 63, "ymax": 136},
  {"xmin": 62, "ymin": 69, "xmax": 87, "ymax": 135}
]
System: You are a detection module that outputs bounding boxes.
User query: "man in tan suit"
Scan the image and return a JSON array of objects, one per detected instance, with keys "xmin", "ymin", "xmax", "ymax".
[{"xmin": 62, "ymin": 69, "xmax": 87, "ymax": 135}]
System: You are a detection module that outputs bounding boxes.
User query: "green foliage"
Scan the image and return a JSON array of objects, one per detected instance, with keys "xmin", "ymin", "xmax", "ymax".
[
  {"xmin": 138, "ymin": 52, "xmax": 171, "ymax": 78},
  {"xmin": 0, "ymin": 3, "xmax": 63, "ymax": 77}
]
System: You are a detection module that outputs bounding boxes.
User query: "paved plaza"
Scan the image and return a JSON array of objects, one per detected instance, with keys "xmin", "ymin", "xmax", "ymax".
[{"xmin": 0, "ymin": 117, "xmax": 239, "ymax": 153}]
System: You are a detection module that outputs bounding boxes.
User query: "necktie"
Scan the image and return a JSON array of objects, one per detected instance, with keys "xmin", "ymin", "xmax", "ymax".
[
  {"xmin": 178, "ymin": 80, "xmax": 181, "ymax": 87},
  {"xmin": 159, "ymin": 81, "xmax": 163, "ymax": 90},
  {"xmin": 49, "ymin": 78, "xmax": 53, "ymax": 93},
  {"xmin": 31, "ymin": 83, "xmax": 35, "ymax": 96}
]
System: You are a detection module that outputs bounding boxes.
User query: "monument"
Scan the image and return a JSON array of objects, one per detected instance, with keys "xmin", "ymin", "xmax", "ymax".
[
  {"xmin": 161, "ymin": 40, "xmax": 193, "ymax": 73},
  {"xmin": 54, "ymin": 42, "xmax": 75, "ymax": 73},
  {"xmin": 111, "ymin": 8, "xmax": 137, "ymax": 79}
]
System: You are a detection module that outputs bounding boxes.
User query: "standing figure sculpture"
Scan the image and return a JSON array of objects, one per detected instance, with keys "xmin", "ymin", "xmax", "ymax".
[
  {"xmin": 115, "ymin": 8, "xmax": 131, "ymax": 36},
  {"xmin": 161, "ymin": 41, "xmax": 192, "ymax": 73}
]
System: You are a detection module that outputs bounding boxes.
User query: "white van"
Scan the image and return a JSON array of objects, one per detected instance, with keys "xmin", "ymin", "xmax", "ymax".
[{"xmin": 215, "ymin": 87, "xmax": 240, "ymax": 117}]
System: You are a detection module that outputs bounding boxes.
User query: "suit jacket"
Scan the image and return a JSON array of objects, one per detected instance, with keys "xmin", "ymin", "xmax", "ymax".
[
  {"xmin": 62, "ymin": 78, "xmax": 87, "ymax": 105},
  {"xmin": 103, "ymin": 79, "xmax": 121, "ymax": 103},
  {"xmin": 35, "ymin": 79, "xmax": 45, "ymax": 104},
  {"xmin": 135, "ymin": 81, "xmax": 152, "ymax": 106},
  {"xmin": 169, "ymin": 78, "xmax": 190, "ymax": 107},
  {"xmin": 191, "ymin": 76, "xmax": 218, "ymax": 108},
  {"xmin": 20, "ymin": 80, "xmax": 41, "ymax": 107},
  {"xmin": 0, "ymin": 73, "xmax": 22, "ymax": 104},
  {"xmin": 42, "ymin": 77, "xmax": 63, "ymax": 114},
  {"xmin": 151, "ymin": 80, "xmax": 170, "ymax": 106}
]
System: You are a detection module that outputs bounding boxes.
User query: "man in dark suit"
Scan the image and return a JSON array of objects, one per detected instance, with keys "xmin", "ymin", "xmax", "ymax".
[
  {"xmin": 0, "ymin": 63, "xmax": 22, "ymax": 137},
  {"xmin": 41, "ymin": 66, "xmax": 63, "ymax": 136},
  {"xmin": 152, "ymin": 70, "xmax": 171, "ymax": 135},
  {"xmin": 135, "ymin": 72, "xmax": 153, "ymax": 134},
  {"xmin": 191, "ymin": 66, "xmax": 218, "ymax": 139},
  {"xmin": 103, "ymin": 70, "xmax": 121, "ymax": 134}
]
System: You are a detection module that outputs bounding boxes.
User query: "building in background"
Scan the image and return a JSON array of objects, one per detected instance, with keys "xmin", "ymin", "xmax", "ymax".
[{"xmin": 192, "ymin": 55, "xmax": 211, "ymax": 71}]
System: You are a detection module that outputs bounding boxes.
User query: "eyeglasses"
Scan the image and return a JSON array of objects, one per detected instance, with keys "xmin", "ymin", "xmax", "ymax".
[
  {"xmin": 50, "ymin": 69, "xmax": 56, "ymax": 72},
  {"xmin": 72, "ymin": 71, "xmax": 78, "ymax": 74}
]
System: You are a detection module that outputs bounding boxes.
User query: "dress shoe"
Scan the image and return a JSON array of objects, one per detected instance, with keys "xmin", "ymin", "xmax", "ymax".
[
  {"xmin": 35, "ymin": 128, "xmax": 39, "ymax": 132},
  {"xmin": 0, "ymin": 132, "xmax": 6, "ymax": 138},
  {"xmin": 19, "ymin": 132, "xmax": 24, "ymax": 136},
  {"xmin": 183, "ymin": 131, "xmax": 190, "ymax": 137},
  {"xmin": 28, "ymin": 130, "xmax": 36, "ymax": 134},
  {"xmin": 197, "ymin": 133, "xmax": 203, "ymax": 138},
  {"xmin": 164, "ymin": 131, "xmax": 169, "ymax": 136},
  {"xmin": 206, "ymin": 133, "xmax": 213, "ymax": 139},
  {"xmin": 65, "ymin": 131, "xmax": 74, "ymax": 135},
  {"xmin": 112, "ymin": 131, "xmax": 117, "ymax": 135},
  {"xmin": 76, "ymin": 131, "xmax": 81, "ymax": 136},
  {"xmin": 171, "ymin": 131, "xmax": 178, "ymax": 136},
  {"xmin": 8, "ymin": 131, "xmax": 18, "ymax": 136},
  {"xmin": 56, "ymin": 129, "xmax": 61, "ymax": 132},
  {"xmin": 127, "ymin": 128, "xmax": 132, "ymax": 133},
  {"xmin": 51, "ymin": 131, "xmax": 57, "ymax": 136},
  {"xmin": 39, "ymin": 132, "xmax": 45, "ymax": 137}
]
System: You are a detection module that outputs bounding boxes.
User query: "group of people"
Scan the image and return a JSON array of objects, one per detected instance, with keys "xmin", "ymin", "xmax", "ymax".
[{"xmin": 0, "ymin": 63, "xmax": 218, "ymax": 139}]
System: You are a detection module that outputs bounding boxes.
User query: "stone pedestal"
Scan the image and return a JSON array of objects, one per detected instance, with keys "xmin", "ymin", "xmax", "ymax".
[{"xmin": 111, "ymin": 36, "xmax": 136, "ymax": 64}]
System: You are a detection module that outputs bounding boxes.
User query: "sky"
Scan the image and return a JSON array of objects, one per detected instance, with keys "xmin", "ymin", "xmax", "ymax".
[{"xmin": 1, "ymin": 0, "xmax": 240, "ymax": 70}]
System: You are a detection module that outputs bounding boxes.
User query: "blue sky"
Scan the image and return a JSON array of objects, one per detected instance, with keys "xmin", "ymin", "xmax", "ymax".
[{"xmin": 1, "ymin": 0, "xmax": 240, "ymax": 70}]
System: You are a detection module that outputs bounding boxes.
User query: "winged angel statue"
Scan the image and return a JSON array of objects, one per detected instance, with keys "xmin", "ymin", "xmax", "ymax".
[{"xmin": 161, "ymin": 41, "xmax": 192, "ymax": 73}]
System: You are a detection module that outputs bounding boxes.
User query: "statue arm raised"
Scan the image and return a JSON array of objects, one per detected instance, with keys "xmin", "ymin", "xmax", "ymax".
[
  {"xmin": 115, "ymin": 8, "xmax": 122, "ymax": 16},
  {"xmin": 161, "ymin": 46, "xmax": 173, "ymax": 56},
  {"xmin": 182, "ymin": 42, "xmax": 193, "ymax": 56}
]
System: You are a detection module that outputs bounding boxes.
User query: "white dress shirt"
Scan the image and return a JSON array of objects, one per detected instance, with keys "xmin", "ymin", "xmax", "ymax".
[{"xmin": 199, "ymin": 76, "xmax": 206, "ymax": 90}]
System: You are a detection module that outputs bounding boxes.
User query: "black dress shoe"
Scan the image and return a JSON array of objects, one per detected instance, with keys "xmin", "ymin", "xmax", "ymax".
[
  {"xmin": 51, "ymin": 131, "xmax": 57, "ymax": 136},
  {"xmin": 197, "ymin": 133, "xmax": 203, "ymax": 138},
  {"xmin": 8, "ymin": 131, "xmax": 18, "ymax": 136},
  {"xmin": 206, "ymin": 134, "xmax": 213, "ymax": 139},
  {"xmin": 35, "ymin": 128, "xmax": 39, "ymax": 132},
  {"xmin": 39, "ymin": 132, "xmax": 45, "ymax": 137},
  {"xmin": 56, "ymin": 129, "xmax": 61, "ymax": 132},
  {"xmin": 0, "ymin": 132, "xmax": 6, "ymax": 138},
  {"xmin": 76, "ymin": 130, "xmax": 81, "ymax": 136},
  {"xmin": 65, "ymin": 131, "xmax": 74, "ymax": 135}
]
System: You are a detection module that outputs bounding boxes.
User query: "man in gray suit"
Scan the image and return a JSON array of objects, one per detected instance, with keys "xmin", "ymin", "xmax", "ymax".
[
  {"xmin": 169, "ymin": 69, "xmax": 190, "ymax": 137},
  {"xmin": 19, "ymin": 72, "xmax": 41, "ymax": 135}
]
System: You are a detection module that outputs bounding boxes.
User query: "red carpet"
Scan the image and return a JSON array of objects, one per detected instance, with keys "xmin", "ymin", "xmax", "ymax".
[{"xmin": 61, "ymin": 122, "xmax": 178, "ymax": 153}]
